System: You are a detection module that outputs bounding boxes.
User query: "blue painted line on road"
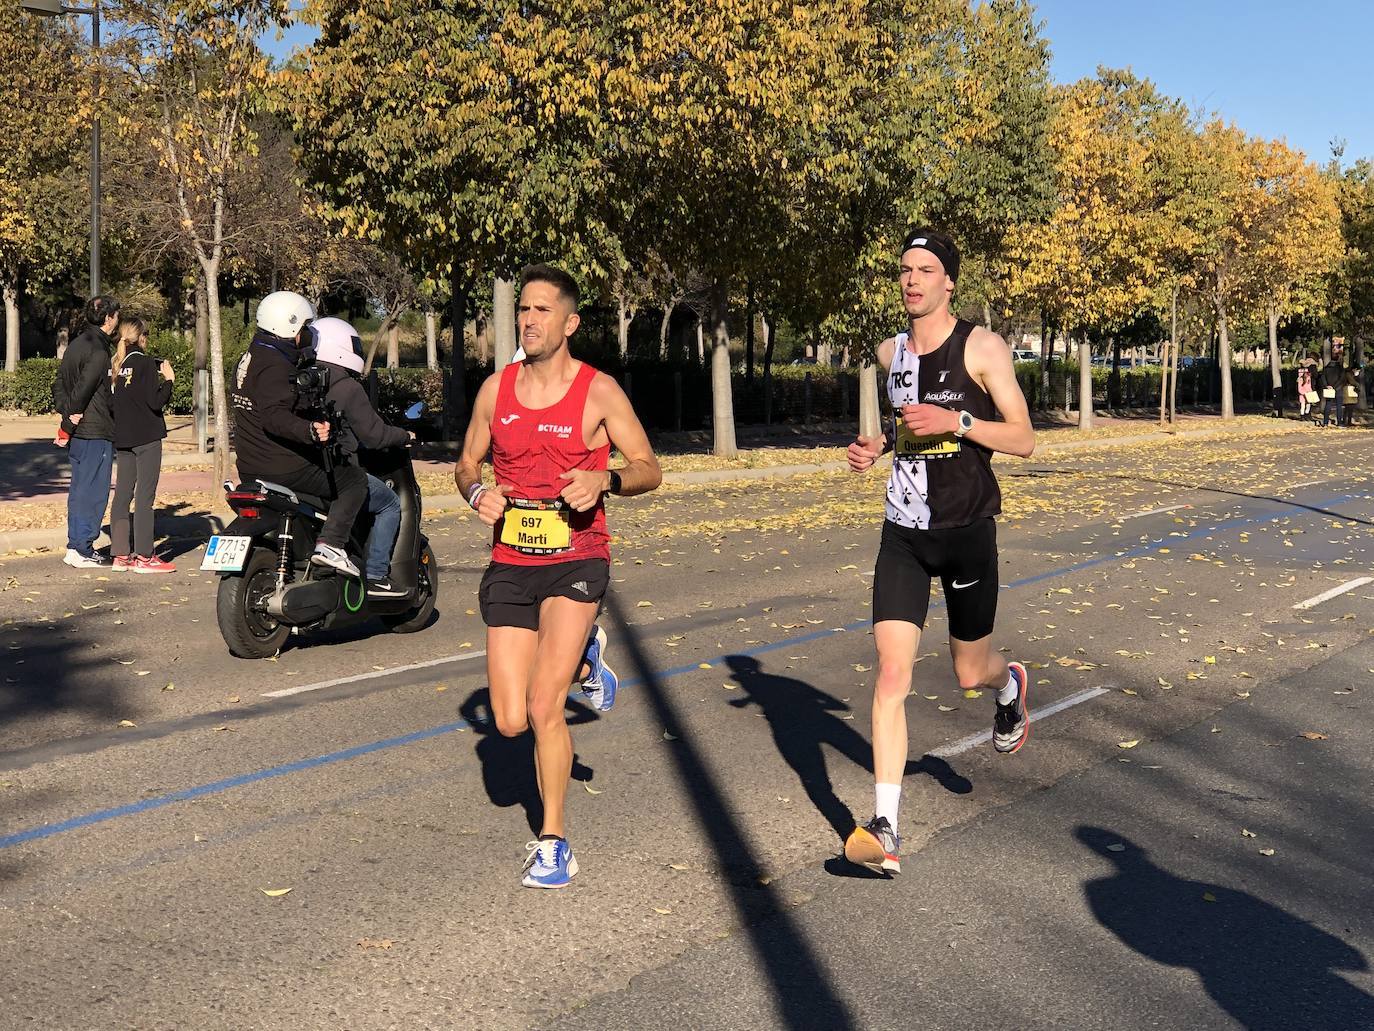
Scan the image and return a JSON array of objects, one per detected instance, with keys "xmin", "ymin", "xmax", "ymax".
[{"xmin": 1, "ymin": 487, "xmax": 1363, "ymax": 852}]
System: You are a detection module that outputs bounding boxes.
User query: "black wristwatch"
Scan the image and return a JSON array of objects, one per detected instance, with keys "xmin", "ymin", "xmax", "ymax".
[{"xmin": 607, "ymin": 470, "xmax": 623, "ymax": 495}]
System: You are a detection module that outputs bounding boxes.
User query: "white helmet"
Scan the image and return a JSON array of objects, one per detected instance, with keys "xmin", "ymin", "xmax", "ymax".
[
  {"xmin": 312, "ymin": 316, "xmax": 365, "ymax": 374},
  {"xmin": 255, "ymin": 291, "xmax": 316, "ymax": 340}
]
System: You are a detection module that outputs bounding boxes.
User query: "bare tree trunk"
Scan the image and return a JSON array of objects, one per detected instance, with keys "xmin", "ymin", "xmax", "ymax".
[
  {"xmin": 1039, "ymin": 312, "xmax": 1051, "ymax": 412},
  {"xmin": 476, "ymin": 313, "xmax": 489, "ymax": 366},
  {"xmin": 617, "ymin": 294, "xmax": 632, "ymax": 360},
  {"xmin": 659, "ymin": 303, "xmax": 672, "ymax": 361},
  {"xmin": 696, "ymin": 319, "xmax": 704, "ymax": 365},
  {"xmin": 3, "ymin": 273, "xmax": 19, "ymax": 374},
  {"xmin": 363, "ymin": 313, "xmax": 396, "ymax": 375},
  {"xmin": 745, "ymin": 282, "xmax": 755, "ymax": 384},
  {"xmin": 202, "ymin": 257, "xmax": 231, "ymax": 482},
  {"xmin": 386, "ymin": 316, "xmax": 400, "ymax": 369},
  {"xmin": 424, "ymin": 304, "xmax": 438, "ymax": 371},
  {"xmin": 1267, "ymin": 305, "xmax": 1282, "ymax": 394},
  {"xmin": 1077, "ymin": 335, "xmax": 1094, "ymax": 430},
  {"xmin": 1216, "ymin": 295, "xmax": 1234, "ymax": 419},
  {"xmin": 859, "ymin": 358, "xmax": 880, "ymax": 440},
  {"xmin": 709, "ymin": 279, "xmax": 737, "ymax": 457},
  {"xmin": 761, "ymin": 312, "xmax": 775, "ymax": 424},
  {"xmin": 493, "ymin": 276, "xmax": 516, "ymax": 370},
  {"xmin": 194, "ymin": 274, "xmax": 209, "ymax": 453},
  {"xmin": 982, "ymin": 299, "xmax": 993, "ymax": 331}
]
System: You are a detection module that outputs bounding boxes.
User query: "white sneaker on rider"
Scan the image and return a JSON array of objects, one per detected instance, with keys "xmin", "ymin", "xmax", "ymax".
[{"xmin": 310, "ymin": 542, "xmax": 360, "ymax": 578}]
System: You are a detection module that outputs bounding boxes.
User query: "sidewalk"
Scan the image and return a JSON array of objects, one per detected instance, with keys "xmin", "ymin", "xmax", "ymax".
[{"xmin": 0, "ymin": 411, "xmax": 1325, "ymax": 557}]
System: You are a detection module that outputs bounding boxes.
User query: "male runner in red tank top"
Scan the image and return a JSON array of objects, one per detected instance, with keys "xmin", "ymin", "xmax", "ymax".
[{"xmin": 456, "ymin": 264, "xmax": 662, "ymax": 888}]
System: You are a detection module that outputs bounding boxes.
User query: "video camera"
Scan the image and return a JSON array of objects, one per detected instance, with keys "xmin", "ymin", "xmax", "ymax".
[{"xmin": 294, "ymin": 363, "xmax": 346, "ymax": 472}]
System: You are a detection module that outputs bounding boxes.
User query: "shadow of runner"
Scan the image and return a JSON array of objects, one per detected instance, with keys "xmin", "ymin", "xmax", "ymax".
[
  {"xmin": 607, "ymin": 596, "xmax": 855, "ymax": 1030},
  {"xmin": 1077, "ymin": 826, "xmax": 1374, "ymax": 1030},
  {"xmin": 723, "ymin": 656, "xmax": 974, "ymax": 843},
  {"xmin": 458, "ymin": 688, "xmax": 596, "ymax": 835}
]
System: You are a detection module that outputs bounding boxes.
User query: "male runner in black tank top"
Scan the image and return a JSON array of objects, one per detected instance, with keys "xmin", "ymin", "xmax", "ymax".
[{"xmin": 843, "ymin": 229, "xmax": 1036, "ymax": 874}]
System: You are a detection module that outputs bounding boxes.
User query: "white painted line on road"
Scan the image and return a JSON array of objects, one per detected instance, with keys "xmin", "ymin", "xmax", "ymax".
[
  {"xmin": 261, "ymin": 651, "xmax": 487, "ymax": 698},
  {"xmin": 1121, "ymin": 504, "xmax": 1190, "ymax": 520},
  {"xmin": 929, "ymin": 686, "xmax": 1110, "ymax": 759},
  {"xmin": 1292, "ymin": 577, "xmax": 1374, "ymax": 611}
]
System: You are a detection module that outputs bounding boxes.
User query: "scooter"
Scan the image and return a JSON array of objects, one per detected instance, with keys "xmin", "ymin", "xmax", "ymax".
[{"xmin": 206, "ymin": 403, "xmax": 438, "ymax": 658}]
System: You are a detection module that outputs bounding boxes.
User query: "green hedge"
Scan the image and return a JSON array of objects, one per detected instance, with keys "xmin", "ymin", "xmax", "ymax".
[{"xmin": 0, "ymin": 358, "xmax": 62, "ymax": 415}]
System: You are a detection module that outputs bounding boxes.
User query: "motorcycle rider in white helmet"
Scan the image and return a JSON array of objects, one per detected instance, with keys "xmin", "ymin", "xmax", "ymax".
[
  {"xmin": 311, "ymin": 317, "xmax": 416, "ymax": 596},
  {"xmin": 230, "ymin": 291, "xmax": 369, "ymax": 577}
]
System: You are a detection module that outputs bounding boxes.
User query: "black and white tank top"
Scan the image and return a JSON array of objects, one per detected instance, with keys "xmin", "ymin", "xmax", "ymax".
[{"xmin": 885, "ymin": 319, "xmax": 1002, "ymax": 530}]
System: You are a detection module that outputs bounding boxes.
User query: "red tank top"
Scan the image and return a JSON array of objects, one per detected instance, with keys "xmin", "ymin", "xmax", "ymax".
[{"xmin": 490, "ymin": 360, "xmax": 611, "ymax": 566}]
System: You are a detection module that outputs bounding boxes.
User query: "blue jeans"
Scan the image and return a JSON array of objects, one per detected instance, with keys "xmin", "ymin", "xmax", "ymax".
[
  {"xmin": 364, "ymin": 474, "xmax": 401, "ymax": 580},
  {"xmin": 67, "ymin": 437, "xmax": 114, "ymax": 555}
]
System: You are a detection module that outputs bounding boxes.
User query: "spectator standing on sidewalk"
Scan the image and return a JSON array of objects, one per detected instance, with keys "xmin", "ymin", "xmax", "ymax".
[
  {"xmin": 110, "ymin": 317, "xmax": 177, "ymax": 573},
  {"xmin": 53, "ymin": 296, "xmax": 120, "ymax": 567},
  {"xmin": 1319, "ymin": 339, "xmax": 1349, "ymax": 428},
  {"xmin": 1296, "ymin": 359, "xmax": 1317, "ymax": 421}
]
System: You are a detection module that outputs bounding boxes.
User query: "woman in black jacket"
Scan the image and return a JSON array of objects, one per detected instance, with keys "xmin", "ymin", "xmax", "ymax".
[{"xmin": 110, "ymin": 317, "xmax": 177, "ymax": 572}]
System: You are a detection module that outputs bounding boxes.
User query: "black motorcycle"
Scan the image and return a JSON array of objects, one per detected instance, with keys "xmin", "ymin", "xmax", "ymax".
[{"xmin": 207, "ymin": 402, "xmax": 438, "ymax": 658}]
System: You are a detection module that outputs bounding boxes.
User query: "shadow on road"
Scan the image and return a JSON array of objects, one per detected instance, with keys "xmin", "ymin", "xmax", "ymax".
[
  {"xmin": 723, "ymin": 655, "xmax": 971, "ymax": 845},
  {"xmin": 1077, "ymin": 825, "xmax": 1374, "ymax": 1030},
  {"xmin": 0, "ymin": 439, "xmax": 69, "ymax": 502},
  {"xmin": 608, "ymin": 596, "xmax": 856, "ymax": 1030},
  {"xmin": 457, "ymin": 688, "xmax": 596, "ymax": 835}
]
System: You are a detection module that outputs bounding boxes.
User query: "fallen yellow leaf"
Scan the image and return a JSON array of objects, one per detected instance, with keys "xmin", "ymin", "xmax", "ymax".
[
  {"xmin": 1117, "ymin": 740, "xmax": 1140, "ymax": 749},
  {"xmin": 260, "ymin": 888, "xmax": 292, "ymax": 897}
]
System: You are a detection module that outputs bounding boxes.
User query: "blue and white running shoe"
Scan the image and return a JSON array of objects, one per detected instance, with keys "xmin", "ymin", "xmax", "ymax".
[
  {"xmin": 522, "ymin": 837, "xmax": 579, "ymax": 889},
  {"xmin": 580, "ymin": 625, "xmax": 619, "ymax": 712}
]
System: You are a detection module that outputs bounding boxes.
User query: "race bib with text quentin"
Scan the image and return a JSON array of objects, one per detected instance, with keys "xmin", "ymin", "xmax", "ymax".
[
  {"xmin": 500, "ymin": 497, "xmax": 573, "ymax": 554},
  {"xmin": 894, "ymin": 421, "xmax": 961, "ymax": 460}
]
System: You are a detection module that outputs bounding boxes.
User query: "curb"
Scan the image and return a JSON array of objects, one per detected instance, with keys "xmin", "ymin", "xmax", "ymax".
[{"xmin": 0, "ymin": 417, "xmax": 1326, "ymax": 558}]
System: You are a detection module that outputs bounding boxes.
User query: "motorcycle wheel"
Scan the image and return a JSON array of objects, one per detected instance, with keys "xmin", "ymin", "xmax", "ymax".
[
  {"xmin": 217, "ymin": 547, "xmax": 291, "ymax": 658},
  {"xmin": 382, "ymin": 542, "xmax": 438, "ymax": 634}
]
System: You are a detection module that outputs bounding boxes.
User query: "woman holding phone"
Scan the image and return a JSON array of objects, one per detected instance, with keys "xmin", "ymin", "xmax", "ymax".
[{"xmin": 110, "ymin": 317, "xmax": 177, "ymax": 572}]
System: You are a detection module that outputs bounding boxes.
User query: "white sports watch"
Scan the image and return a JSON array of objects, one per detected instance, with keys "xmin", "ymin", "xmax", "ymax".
[{"xmin": 954, "ymin": 410, "xmax": 974, "ymax": 437}]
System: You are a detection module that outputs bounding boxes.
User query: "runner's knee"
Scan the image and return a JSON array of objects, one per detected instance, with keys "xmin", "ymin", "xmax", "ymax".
[
  {"xmin": 527, "ymin": 691, "xmax": 567, "ymax": 733},
  {"xmin": 493, "ymin": 709, "xmax": 528, "ymax": 738},
  {"xmin": 875, "ymin": 660, "xmax": 912, "ymax": 702}
]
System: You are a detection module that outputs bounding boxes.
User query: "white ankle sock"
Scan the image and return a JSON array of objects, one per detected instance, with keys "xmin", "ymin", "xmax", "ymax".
[
  {"xmin": 997, "ymin": 668, "xmax": 1019, "ymax": 706},
  {"xmin": 874, "ymin": 783, "xmax": 901, "ymax": 829}
]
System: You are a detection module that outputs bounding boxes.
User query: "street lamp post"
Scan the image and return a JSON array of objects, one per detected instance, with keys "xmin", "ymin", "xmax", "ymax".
[{"xmin": 20, "ymin": 0, "xmax": 100, "ymax": 299}]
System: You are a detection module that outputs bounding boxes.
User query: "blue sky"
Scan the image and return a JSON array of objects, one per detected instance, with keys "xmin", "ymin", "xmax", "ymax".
[
  {"xmin": 1032, "ymin": 0, "xmax": 1370, "ymax": 164},
  {"xmin": 265, "ymin": 2, "xmax": 1370, "ymax": 165}
]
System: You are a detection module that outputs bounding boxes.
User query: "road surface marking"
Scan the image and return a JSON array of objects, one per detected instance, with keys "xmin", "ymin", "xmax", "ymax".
[
  {"xmin": 1121, "ymin": 504, "xmax": 1190, "ymax": 520},
  {"xmin": 930, "ymin": 687, "xmax": 1109, "ymax": 758},
  {"xmin": 261, "ymin": 651, "xmax": 487, "ymax": 698},
  {"xmin": 1292, "ymin": 577, "xmax": 1374, "ymax": 611}
]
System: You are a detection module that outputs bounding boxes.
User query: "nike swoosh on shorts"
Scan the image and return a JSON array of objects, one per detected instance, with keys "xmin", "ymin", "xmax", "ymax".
[{"xmin": 951, "ymin": 579, "xmax": 979, "ymax": 589}]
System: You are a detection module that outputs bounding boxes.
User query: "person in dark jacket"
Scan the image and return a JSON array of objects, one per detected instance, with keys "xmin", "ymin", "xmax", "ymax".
[
  {"xmin": 1318, "ymin": 339, "xmax": 1351, "ymax": 428},
  {"xmin": 312, "ymin": 317, "xmax": 414, "ymax": 595},
  {"xmin": 110, "ymin": 317, "xmax": 176, "ymax": 573},
  {"xmin": 53, "ymin": 295, "xmax": 120, "ymax": 567},
  {"xmin": 230, "ymin": 290, "xmax": 367, "ymax": 577}
]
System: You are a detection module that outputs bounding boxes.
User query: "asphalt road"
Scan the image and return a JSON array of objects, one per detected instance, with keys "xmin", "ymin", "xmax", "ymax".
[{"xmin": 1, "ymin": 424, "xmax": 1372, "ymax": 1030}]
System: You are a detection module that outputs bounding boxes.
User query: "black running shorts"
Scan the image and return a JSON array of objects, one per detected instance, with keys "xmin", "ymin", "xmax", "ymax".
[
  {"xmin": 872, "ymin": 517, "xmax": 999, "ymax": 641},
  {"xmin": 478, "ymin": 558, "xmax": 610, "ymax": 630}
]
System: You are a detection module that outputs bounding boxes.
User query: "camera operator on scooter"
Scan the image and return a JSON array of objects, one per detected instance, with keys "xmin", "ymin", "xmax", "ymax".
[
  {"xmin": 310, "ymin": 317, "xmax": 416, "ymax": 597},
  {"xmin": 230, "ymin": 291, "xmax": 368, "ymax": 578}
]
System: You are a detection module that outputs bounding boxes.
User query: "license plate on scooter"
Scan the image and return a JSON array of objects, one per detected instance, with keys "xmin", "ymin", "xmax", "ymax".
[{"xmin": 200, "ymin": 535, "xmax": 252, "ymax": 572}]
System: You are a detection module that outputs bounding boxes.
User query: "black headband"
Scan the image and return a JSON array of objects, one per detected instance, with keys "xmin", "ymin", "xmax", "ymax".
[{"xmin": 900, "ymin": 231, "xmax": 960, "ymax": 283}]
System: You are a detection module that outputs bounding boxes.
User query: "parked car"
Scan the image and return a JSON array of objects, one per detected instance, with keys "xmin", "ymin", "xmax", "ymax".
[{"xmin": 1011, "ymin": 349, "xmax": 1038, "ymax": 362}]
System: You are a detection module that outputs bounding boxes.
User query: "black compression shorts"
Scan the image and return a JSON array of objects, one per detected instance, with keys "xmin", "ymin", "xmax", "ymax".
[
  {"xmin": 872, "ymin": 517, "xmax": 999, "ymax": 641},
  {"xmin": 478, "ymin": 558, "xmax": 609, "ymax": 630}
]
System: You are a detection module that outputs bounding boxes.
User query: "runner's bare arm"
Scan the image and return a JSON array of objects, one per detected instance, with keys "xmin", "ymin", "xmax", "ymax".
[
  {"xmin": 965, "ymin": 329, "xmax": 1035, "ymax": 458},
  {"xmin": 564, "ymin": 374, "xmax": 662, "ymax": 503},
  {"xmin": 456, "ymin": 376, "xmax": 509, "ymax": 525}
]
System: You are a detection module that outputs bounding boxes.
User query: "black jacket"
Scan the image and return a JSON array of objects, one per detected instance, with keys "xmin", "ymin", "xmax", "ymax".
[
  {"xmin": 112, "ymin": 349, "xmax": 173, "ymax": 449},
  {"xmin": 1318, "ymin": 360, "xmax": 1354, "ymax": 392},
  {"xmin": 230, "ymin": 332, "xmax": 321, "ymax": 479},
  {"xmin": 321, "ymin": 363, "xmax": 409, "ymax": 458},
  {"xmin": 54, "ymin": 324, "xmax": 115, "ymax": 441}
]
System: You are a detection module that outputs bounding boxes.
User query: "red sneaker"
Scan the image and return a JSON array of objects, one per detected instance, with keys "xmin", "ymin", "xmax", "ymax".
[
  {"xmin": 111, "ymin": 555, "xmax": 134, "ymax": 572},
  {"xmin": 132, "ymin": 555, "xmax": 176, "ymax": 574}
]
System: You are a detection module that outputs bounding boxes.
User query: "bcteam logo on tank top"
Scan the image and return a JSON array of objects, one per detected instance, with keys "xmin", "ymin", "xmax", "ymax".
[{"xmin": 538, "ymin": 423, "xmax": 573, "ymax": 437}]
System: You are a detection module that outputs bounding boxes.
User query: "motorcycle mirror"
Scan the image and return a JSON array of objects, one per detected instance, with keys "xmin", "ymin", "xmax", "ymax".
[{"xmin": 404, "ymin": 401, "xmax": 425, "ymax": 420}]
